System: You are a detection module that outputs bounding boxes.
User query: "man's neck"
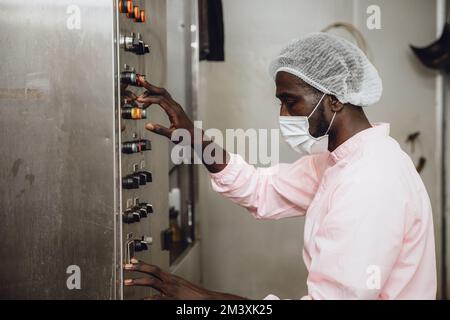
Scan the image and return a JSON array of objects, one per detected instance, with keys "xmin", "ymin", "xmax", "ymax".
[{"xmin": 328, "ymin": 117, "xmax": 372, "ymax": 152}]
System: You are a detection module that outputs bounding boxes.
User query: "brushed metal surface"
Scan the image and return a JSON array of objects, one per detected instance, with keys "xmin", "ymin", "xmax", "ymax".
[
  {"xmin": 0, "ymin": 0, "xmax": 173, "ymax": 300},
  {"xmin": 0, "ymin": 0, "xmax": 119, "ymax": 299}
]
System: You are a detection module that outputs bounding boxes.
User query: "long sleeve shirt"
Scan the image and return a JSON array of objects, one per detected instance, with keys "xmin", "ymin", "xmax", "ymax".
[{"xmin": 209, "ymin": 123, "xmax": 436, "ymax": 300}]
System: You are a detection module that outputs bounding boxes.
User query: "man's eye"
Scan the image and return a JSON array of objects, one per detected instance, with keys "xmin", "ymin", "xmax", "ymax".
[{"xmin": 286, "ymin": 100, "xmax": 296, "ymax": 107}]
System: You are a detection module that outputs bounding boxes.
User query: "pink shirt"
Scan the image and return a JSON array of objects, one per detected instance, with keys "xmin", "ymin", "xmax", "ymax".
[{"xmin": 209, "ymin": 123, "xmax": 436, "ymax": 300}]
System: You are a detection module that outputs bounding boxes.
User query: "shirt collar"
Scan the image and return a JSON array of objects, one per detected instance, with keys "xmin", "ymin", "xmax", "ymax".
[{"xmin": 329, "ymin": 123, "xmax": 390, "ymax": 163}]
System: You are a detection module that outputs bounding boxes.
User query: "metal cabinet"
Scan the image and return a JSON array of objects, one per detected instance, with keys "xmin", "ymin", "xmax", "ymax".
[{"xmin": 0, "ymin": 0, "xmax": 176, "ymax": 299}]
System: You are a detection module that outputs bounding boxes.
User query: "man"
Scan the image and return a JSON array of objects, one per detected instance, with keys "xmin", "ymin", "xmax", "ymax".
[{"xmin": 124, "ymin": 33, "xmax": 437, "ymax": 299}]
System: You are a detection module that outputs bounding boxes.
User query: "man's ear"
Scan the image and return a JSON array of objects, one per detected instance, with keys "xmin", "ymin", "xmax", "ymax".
[{"xmin": 326, "ymin": 95, "xmax": 344, "ymax": 113}]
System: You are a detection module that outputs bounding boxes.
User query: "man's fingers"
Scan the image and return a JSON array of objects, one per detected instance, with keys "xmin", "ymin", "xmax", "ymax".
[
  {"xmin": 136, "ymin": 95, "xmax": 177, "ymax": 118},
  {"xmin": 124, "ymin": 259, "xmax": 164, "ymax": 279},
  {"xmin": 145, "ymin": 122, "xmax": 172, "ymax": 139},
  {"xmin": 124, "ymin": 277, "xmax": 165, "ymax": 292},
  {"xmin": 136, "ymin": 95, "xmax": 163, "ymax": 105},
  {"xmin": 137, "ymin": 78, "xmax": 171, "ymax": 98},
  {"xmin": 122, "ymin": 90, "xmax": 138, "ymax": 100}
]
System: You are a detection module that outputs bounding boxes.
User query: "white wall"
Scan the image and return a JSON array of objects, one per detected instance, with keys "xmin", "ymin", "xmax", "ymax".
[{"xmin": 197, "ymin": 0, "xmax": 441, "ymax": 299}]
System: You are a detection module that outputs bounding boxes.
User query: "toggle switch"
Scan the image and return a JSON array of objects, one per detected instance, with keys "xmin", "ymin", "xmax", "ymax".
[
  {"xmin": 122, "ymin": 106, "xmax": 147, "ymax": 120},
  {"xmin": 119, "ymin": 0, "xmax": 133, "ymax": 14},
  {"xmin": 136, "ymin": 171, "xmax": 152, "ymax": 183},
  {"xmin": 135, "ymin": 172, "xmax": 148, "ymax": 186},
  {"xmin": 133, "ymin": 238, "xmax": 149, "ymax": 252},
  {"xmin": 132, "ymin": 171, "xmax": 152, "ymax": 186},
  {"xmin": 138, "ymin": 203, "xmax": 154, "ymax": 217},
  {"xmin": 122, "ymin": 175, "xmax": 140, "ymax": 189},
  {"xmin": 136, "ymin": 43, "xmax": 150, "ymax": 55},
  {"xmin": 122, "ymin": 140, "xmax": 152, "ymax": 154},
  {"xmin": 120, "ymin": 33, "xmax": 150, "ymax": 56},
  {"xmin": 123, "ymin": 210, "xmax": 141, "ymax": 224},
  {"xmin": 121, "ymin": 70, "xmax": 145, "ymax": 86},
  {"xmin": 137, "ymin": 207, "xmax": 148, "ymax": 218}
]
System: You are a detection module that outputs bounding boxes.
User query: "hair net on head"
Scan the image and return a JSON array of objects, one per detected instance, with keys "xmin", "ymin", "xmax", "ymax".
[{"xmin": 269, "ymin": 32, "xmax": 383, "ymax": 107}]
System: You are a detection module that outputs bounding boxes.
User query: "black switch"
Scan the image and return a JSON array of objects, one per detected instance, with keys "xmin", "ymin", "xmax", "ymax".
[
  {"xmin": 133, "ymin": 240, "xmax": 148, "ymax": 252},
  {"xmin": 135, "ymin": 172, "xmax": 147, "ymax": 186},
  {"xmin": 141, "ymin": 203, "xmax": 154, "ymax": 214},
  {"xmin": 123, "ymin": 210, "xmax": 141, "ymax": 224},
  {"xmin": 138, "ymin": 203, "xmax": 154, "ymax": 217},
  {"xmin": 132, "ymin": 37, "xmax": 150, "ymax": 55},
  {"xmin": 137, "ymin": 207, "xmax": 148, "ymax": 218},
  {"xmin": 137, "ymin": 171, "xmax": 152, "ymax": 183},
  {"xmin": 122, "ymin": 175, "xmax": 140, "ymax": 189},
  {"xmin": 136, "ymin": 43, "xmax": 150, "ymax": 55},
  {"xmin": 121, "ymin": 34, "xmax": 150, "ymax": 56}
]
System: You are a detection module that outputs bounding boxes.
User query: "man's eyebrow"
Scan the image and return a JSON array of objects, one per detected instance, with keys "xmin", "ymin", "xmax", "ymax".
[{"xmin": 276, "ymin": 91, "xmax": 301, "ymax": 99}]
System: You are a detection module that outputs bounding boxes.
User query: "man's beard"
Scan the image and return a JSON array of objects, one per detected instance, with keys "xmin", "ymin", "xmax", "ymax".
[{"xmin": 312, "ymin": 103, "xmax": 330, "ymax": 138}]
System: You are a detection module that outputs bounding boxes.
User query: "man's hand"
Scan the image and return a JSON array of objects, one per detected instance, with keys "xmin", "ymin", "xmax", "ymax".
[
  {"xmin": 124, "ymin": 258, "xmax": 247, "ymax": 300},
  {"xmin": 135, "ymin": 77, "xmax": 230, "ymax": 173},
  {"xmin": 136, "ymin": 77, "xmax": 196, "ymax": 141}
]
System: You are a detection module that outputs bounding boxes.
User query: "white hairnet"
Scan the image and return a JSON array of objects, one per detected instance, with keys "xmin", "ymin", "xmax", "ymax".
[{"xmin": 269, "ymin": 32, "xmax": 383, "ymax": 107}]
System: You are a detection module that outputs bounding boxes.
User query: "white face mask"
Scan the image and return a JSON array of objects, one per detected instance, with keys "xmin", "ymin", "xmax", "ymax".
[{"xmin": 279, "ymin": 93, "xmax": 336, "ymax": 157}]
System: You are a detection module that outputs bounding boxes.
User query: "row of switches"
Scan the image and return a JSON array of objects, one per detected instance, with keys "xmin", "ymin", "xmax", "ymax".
[
  {"xmin": 123, "ymin": 203, "xmax": 154, "ymax": 224},
  {"xmin": 122, "ymin": 171, "xmax": 153, "ymax": 189},
  {"xmin": 120, "ymin": 0, "xmax": 153, "ymax": 263},
  {"xmin": 119, "ymin": 1, "xmax": 146, "ymax": 23}
]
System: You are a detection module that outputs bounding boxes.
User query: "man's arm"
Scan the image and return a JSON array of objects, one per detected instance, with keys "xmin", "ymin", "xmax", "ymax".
[
  {"xmin": 135, "ymin": 78, "xmax": 320, "ymax": 219},
  {"xmin": 124, "ymin": 258, "xmax": 248, "ymax": 300}
]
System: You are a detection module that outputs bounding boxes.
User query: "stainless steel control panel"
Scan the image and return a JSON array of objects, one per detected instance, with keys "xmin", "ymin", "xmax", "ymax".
[
  {"xmin": 117, "ymin": 0, "xmax": 170, "ymax": 300},
  {"xmin": 0, "ymin": 0, "xmax": 170, "ymax": 299}
]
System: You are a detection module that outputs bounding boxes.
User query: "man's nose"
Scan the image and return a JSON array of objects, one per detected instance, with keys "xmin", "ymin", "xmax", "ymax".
[{"xmin": 280, "ymin": 105, "xmax": 290, "ymax": 117}]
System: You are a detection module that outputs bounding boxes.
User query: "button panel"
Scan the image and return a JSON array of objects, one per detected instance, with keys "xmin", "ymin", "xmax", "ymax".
[{"xmin": 119, "ymin": 0, "xmax": 152, "ymax": 280}]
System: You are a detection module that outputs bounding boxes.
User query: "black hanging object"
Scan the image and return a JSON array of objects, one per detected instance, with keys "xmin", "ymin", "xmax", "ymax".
[
  {"xmin": 199, "ymin": 0, "xmax": 225, "ymax": 61},
  {"xmin": 410, "ymin": 22, "xmax": 450, "ymax": 73}
]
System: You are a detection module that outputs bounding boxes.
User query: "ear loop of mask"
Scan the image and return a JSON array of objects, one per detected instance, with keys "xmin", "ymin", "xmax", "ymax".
[
  {"xmin": 307, "ymin": 93, "xmax": 326, "ymax": 119},
  {"xmin": 306, "ymin": 93, "xmax": 337, "ymax": 136},
  {"xmin": 325, "ymin": 112, "xmax": 337, "ymax": 135}
]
